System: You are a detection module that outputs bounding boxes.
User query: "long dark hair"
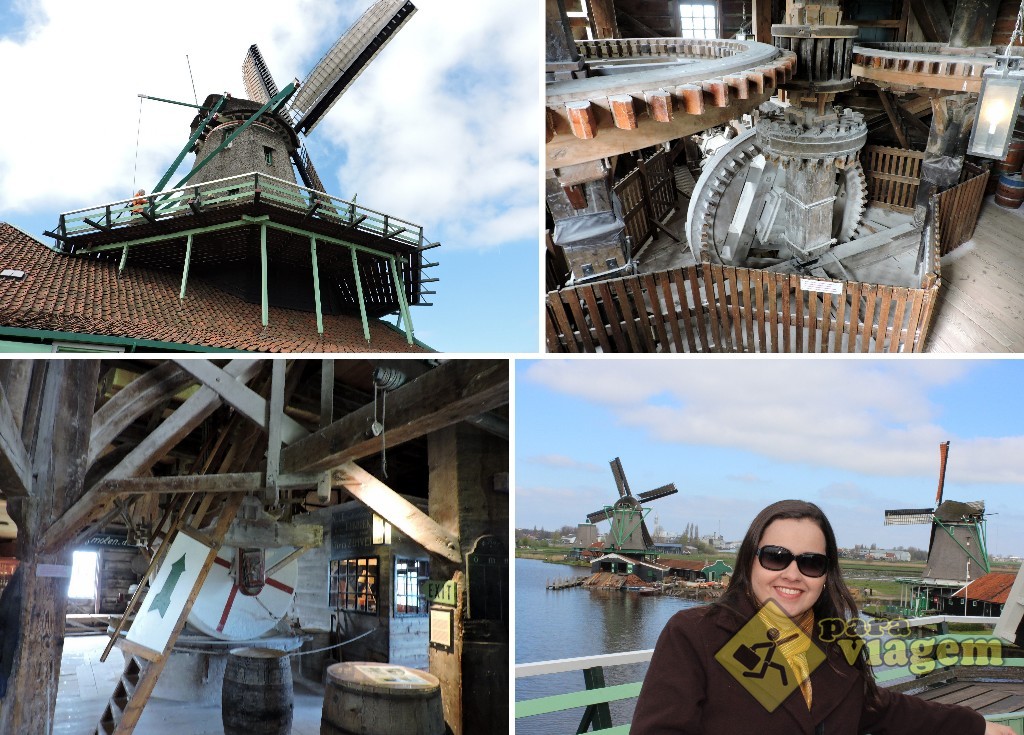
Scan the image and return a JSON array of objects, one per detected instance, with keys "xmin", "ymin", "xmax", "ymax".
[{"xmin": 716, "ymin": 499, "xmax": 882, "ymax": 708}]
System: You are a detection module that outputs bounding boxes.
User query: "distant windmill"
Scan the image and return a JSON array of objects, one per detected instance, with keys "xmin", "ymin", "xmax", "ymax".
[
  {"xmin": 585, "ymin": 457, "xmax": 678, "ymax": 555},
  {"xmin": 884, "ymin": 441, "xmax": 990, "ymax": 583}
]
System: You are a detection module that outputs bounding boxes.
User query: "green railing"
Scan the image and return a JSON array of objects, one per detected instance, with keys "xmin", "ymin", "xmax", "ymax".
[
  {"xmin": 516, "ymin": 647, "xmax": 1024, "ymax": 734},
  {"xmin": 50, "ymin": 172, "xmax": 428, "ymax": 252}
]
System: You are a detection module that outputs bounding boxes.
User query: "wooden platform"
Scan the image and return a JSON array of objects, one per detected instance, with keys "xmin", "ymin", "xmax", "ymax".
[
  {"xmin": 909, "ymin": 678, "xmax": 1024, "ymax": 716},
  {"xmin": 926, "ymin": 197, "xmax": 1024, "ymax": 352}
]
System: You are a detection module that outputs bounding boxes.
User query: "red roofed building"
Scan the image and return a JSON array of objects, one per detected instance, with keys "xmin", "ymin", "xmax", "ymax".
[
  {"xmin": 0, "ymin": 224, "xmax": 432, "ymax": 352},
  {"xmin": 949, "ymin": 572, "xmax": 1017, "ymax": 617}
]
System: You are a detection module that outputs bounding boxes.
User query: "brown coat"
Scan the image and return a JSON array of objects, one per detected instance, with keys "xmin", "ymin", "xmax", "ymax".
[{"xmin": 630, "ymin": 599, "xmax": 986, "ymax": 735}]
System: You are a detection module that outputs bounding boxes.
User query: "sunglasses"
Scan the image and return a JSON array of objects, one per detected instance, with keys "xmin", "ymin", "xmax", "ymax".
[{"xmin": 755, "ymin": 545, "xmax": 829, "ymax": 578}]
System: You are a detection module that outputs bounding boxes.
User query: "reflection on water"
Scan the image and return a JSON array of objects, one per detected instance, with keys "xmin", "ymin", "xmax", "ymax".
[{"xmin": 515, "ymin": 557, "xmax": 702, "ymax": 735}]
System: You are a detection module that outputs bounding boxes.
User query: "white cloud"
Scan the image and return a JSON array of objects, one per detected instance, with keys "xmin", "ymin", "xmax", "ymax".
[
  {"xmin": 522, "ymin": 360, "xmax": 1024, "ymax": 484},
  {"xmin": 0, "ymin": 0, "xmax": 537, "ymax": 252},
  {"xmin": 525, "ymin": 454, "xmax": 602, "ymax": 472}
]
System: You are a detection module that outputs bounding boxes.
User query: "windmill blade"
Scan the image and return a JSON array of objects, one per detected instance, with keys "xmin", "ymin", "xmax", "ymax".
[
  {"xmin": 640, "ymin": 519, "xmax": 654, "ymax": 549},
  {"xmin": 290, "ymin": 0, "xmax": 417, "ymax": 135},
  {"xmin": 936, "ymin": 441, "xmax": 950, "ymax": 506},
  {"xmin": 291, "ymin": 144, "xmax": 328, "ymax": 194},
  {"xmin": 884, "ymin": 508, "xmax": 935, "ymax": 525},
  {"xmin": 242, "ymin": 44, "xmax": 280, "ymax": 105},
  {"xmin": 587, "ymin": 508, "xmax": 613, "ymax": 524},
  {"xmin": 609, "ymin": 457, "xmax": 631, "ymax": 498},
  {"xmin": 638, "ymin": 483, "xmax": 678, "ymax": 503}
]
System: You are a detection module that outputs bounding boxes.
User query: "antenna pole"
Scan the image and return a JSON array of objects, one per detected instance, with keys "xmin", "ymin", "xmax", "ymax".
[{"xmin": 186, "ymin": 54, "xmax": 198, "ymax": 105}]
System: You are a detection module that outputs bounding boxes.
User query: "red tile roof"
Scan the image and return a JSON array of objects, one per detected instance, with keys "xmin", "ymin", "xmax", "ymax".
[
  {"xmin": 660, "ymin": 559, "xmax": 707, "ymax": 571},
  {"xmin": 0, "ymin": 224, "xmax": 430, "ymax": 353},
  {"xmin": 951, "ymin": 572, "xmax": 1017, "ymax": 604}
]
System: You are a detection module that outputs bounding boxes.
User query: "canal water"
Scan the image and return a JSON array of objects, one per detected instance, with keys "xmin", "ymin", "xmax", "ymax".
[{"xmin": 515, "ymin": 557, "xmax": 702, "ymax": 734}]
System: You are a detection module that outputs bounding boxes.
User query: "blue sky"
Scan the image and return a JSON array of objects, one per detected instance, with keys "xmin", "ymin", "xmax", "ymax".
[
  {"xmin": 515, "ymin": 358, "xmax": 1024, "ymax": 557},
  {"xmin": 0, "ymin": 0, "xmax": 540, "ymax": 352}
]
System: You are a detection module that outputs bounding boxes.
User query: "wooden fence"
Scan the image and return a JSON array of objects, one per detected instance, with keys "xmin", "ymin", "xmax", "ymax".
[
  {"xmin": 613, "ymin": 151, "xmax": 676, "ymax": 256},
  {"xmin": 545, "ymin": 263, "xmax": 938, "ymax": 353},
  {"xmin": 862, "ymin": 145, "xmax": 925, "ymax": 212},
  {"xmin": 935, "ymin": 162, "xmax": 989, "ymax": 255}
]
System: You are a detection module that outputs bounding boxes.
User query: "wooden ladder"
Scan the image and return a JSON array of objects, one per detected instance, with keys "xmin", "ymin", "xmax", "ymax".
[{"xmin": 94, "ymin": 492, "xmax": 244, "ymax": 735}]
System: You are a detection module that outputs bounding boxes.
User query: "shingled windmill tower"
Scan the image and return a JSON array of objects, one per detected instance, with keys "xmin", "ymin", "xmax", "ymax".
[{"xmin": 47, "ymin": 0, "xmax": 435, "ymax": 347}]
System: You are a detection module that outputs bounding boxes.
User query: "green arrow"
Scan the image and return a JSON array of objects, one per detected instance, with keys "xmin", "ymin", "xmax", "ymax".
[{"xmin": 148, "ymin": 554, "xmax": 186, "ymax": 618}]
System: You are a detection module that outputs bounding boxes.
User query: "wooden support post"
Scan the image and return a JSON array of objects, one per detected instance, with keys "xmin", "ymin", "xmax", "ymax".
[
  {"xmin": 311, "ymin": 236, "xmax": 324, "ymax": 334},
  {"xmin": 266, "ymin": 360, "xmax": 285, "ymax": 506},
  {"xmin": 752, "ymin": 0, "xmax": 773, "ymax": 43},
  {"xmin": 0, "ymin": 379, "xmax": 31, "ymax": 497},
  {"xmin": 179, "ymin": 233, "xmax": 193, "ymax": 300},
  {"xmin": 318, "ymin": 359, "xmax": 334, "ymax": 502},
  {"xmin": 0, "ymin": 361, "xmax": 100, "ymax": 735},
  {"xmin": 588, "ymin": 0, "xmax": 619, "ymax": 38},
  {"xmin": 950, "ymin": 0, "xmax": 1000, "ymax": 47},
  {"xmin": 351, "ymin": 248, "xmax": 371, "ymax": 343},
  {"xmin": 260, "ymin": 223, "xmax": 269, "ymax": 326},
  {"xmin": 878, "ymin": 91, "xmax": 909, "ymax": 149},
  {"xmin": 389, "ymin": 255, "xmax": 415, "ymax": 344},
  {"xmin": 909, "ymin": 0, "xmax": 950, "ymax": 42}
]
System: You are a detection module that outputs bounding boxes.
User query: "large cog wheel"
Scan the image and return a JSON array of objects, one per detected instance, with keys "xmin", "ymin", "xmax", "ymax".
[{"xmin": 685, "ymin": 127, "xmax": 868, "ymax": 265}]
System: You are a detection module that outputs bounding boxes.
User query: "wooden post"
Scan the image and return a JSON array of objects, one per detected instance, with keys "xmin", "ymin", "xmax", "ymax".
[
  {"xmin": 0, "ymin": 360, "xmax": 100, "ymax": 735},
  {"xmin": 427, "ymin": 423, "xmax": 508, "ymax": 735},
  {"xmin": 588, "ymin": 0, "xmax": 619, "ymax": 38},
  {"xmin": 752, "ymin": 0, "xmax": 773, "ymax": 43},
  {"xmin": 949, "ymin": 0, "xmax": 1000, "ymax": 47}
]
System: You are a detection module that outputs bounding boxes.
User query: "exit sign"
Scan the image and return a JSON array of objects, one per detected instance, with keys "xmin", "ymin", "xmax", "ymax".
[{"xmin": 422, "ymin": 579, "xmax": 457, "ymax": 606}]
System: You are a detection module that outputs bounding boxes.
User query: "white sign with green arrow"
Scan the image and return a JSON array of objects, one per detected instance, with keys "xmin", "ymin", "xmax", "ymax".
[{"xmin": 126, "ymin": 531, "xmax": 211, "ymax": 653}]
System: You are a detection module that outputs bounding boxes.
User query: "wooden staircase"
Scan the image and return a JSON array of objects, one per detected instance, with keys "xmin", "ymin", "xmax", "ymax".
[{"xmin": 93, "ymin": 492, "xmax": 244, "ymax": 735}]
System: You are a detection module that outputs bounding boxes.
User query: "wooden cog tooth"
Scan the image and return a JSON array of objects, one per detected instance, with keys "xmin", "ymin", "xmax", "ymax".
[
  {"xmin": 702, "ymin": 79, "xmax": 730, "ymax": 108},
  {"xmin": 607, "ymin": 95, "xmax": 637, "ymax": 130},
  {"xmin": 565, "ymin": 101, "xmax": 596, "ymax": 140},
  {"xmin": 678, "ymin": 84, "xmax": 705, "ymax": 115},
  {"xmin": 725, "ymin": 74, "xmax": 750, "ymax": 99},
  {"xmin": 745, "ymin": 71, "xmax": 765, "ymax": 95},
  {"xmin": 644, "ymin": 90, "xmax": 673, "ymax": 122}
]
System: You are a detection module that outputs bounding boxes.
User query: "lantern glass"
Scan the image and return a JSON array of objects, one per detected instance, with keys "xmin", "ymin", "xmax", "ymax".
[{"xmin": 968, "ymin": 71, "xmax": 1024, "ymax": 159}]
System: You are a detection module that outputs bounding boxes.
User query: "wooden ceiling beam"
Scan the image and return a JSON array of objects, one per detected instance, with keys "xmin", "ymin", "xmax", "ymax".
[
  {"xmin": 331, "ymin": 461, "xmax": 462, "ymax": 564},
  {"xmin": 172, "ymin": 359, "xmax": 310, "ymax": 444},
  {"xmin": 0, "ymin": 379, "xmax": 31, "ymax": 497},
  {"xmin": 281, "ymin": 359, "xmax": 509, "ymax": 475}
]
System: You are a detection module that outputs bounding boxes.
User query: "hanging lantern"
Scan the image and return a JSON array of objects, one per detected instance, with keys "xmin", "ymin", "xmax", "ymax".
[{"xmin": 968, "ymin": 56, "xmax": 1024, "ymax": 160}]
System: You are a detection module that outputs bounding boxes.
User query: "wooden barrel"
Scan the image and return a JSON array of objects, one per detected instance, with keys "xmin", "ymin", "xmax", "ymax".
[
  {"xmin": 995, "ymin": 173, "xmax": 1024, "ymax": 209},
  {"xmin": 222, "ymin": 647, "xmax": 293, "ymax": 735},
  {"xmin": 300, "ymin": 628, "xmax": 332, "ymax": 683},
  {"xmin": 990, "ymin": 139, "xmax": 1024, "ymax": 194},
  {"xmin": 321, "ymin": 662, "xmax": 444, "ymax": 735}
]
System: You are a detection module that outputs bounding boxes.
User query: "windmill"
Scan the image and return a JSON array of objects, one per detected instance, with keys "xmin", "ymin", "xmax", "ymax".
[
  {"xmin": 584, "ymin": 457, "xmax": 678, "ymax": 559},
  {"xmin": 47, "ymin": 0, "xmax": 434, "ymax": 346},
  {"xmin": 884, "ymin": 441, "xmax": 990, "ymax": 610}
]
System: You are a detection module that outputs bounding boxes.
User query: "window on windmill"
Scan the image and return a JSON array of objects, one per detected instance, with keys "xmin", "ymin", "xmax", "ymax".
[
  {"xmin": 329, "ymin": 556, "xmax": 379, "ymax": 614},
  {"xmin": 395, "ymin": 558, "xmax": 429, "ymax": 615},
  {"xmin": 264, "ymin": 146, "xmax": 274, "ymax": 167},
  {"xmin": 679, "ymin": 1, "xmax": 718, "ymax": 39},
  {"xmin": 68, "ymin": 550, "xmax": 98, "ymax": 600},
  {"xmin": 0, "ymin": 269, "xmax": 25, "ymax": 280}
]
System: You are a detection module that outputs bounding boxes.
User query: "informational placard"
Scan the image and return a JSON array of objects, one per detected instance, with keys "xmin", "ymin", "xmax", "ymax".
[
  {"xmin": 355, "ymin": 664, "xmax": 431, "ymax": 686},
  {"xmin": 429, "ymin": 607, "xmax": 453, "ymax": 652},
  {"xmin": 126, "ymin": 532, "xmax": 210, "ymax": 653},
  {"xmin": 799, "ymin": 278, "xmax": 844, "ymax": 295}
]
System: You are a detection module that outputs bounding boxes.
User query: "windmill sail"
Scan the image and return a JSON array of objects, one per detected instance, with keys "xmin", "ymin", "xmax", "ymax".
[
  {"xmin": 290, "ymin": 0, "xmax": 417, "ymax": 135},
  {"xmin": 610, "ymin": 457, "xmax": 630, "ymax": 497},
  {"xmin": 884, "ymin": 508, "xmax": 935, "ymax": 525},
  {"xmin": 243, "ymin": 44, "xmax": 280, "ymax": 105}
]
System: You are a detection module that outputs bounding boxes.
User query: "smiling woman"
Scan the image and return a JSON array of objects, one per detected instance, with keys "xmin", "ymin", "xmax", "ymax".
[{"xmin": 630, "ymin": 499, "xmax": 1015, "ymax": 735}]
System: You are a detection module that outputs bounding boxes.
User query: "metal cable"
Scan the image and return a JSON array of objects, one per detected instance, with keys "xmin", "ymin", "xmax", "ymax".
[
  {"xmin": 170, "ymin": 628, "xmax": 374, "ymax": 656},
  {"xmin": 132, "ymin": 96, "xmax": 143, "ymax": 192}
]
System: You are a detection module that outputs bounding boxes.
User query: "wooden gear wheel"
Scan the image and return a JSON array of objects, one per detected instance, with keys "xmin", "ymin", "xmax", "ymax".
[{"xmin": 685, "ymin": 127, "xmax": 868, "ymax": 265}]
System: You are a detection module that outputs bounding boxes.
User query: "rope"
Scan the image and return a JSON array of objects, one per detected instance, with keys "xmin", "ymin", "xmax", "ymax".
[
  {"xmin": 170, "ymin": 628, "xmax": 374, "ymax": 656},
  {"xmin": 132, "ymin": 96, "xmax": 143, "ymax": 193}
]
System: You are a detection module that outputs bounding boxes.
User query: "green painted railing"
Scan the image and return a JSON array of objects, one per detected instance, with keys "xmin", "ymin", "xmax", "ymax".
[
  {"xmin": 516, "ymin": 647, "xmax": 1024, "ymax": 734},
  {"xmin": 50, "ymin": 172, "xmax": 428, "ymax": 252}
]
